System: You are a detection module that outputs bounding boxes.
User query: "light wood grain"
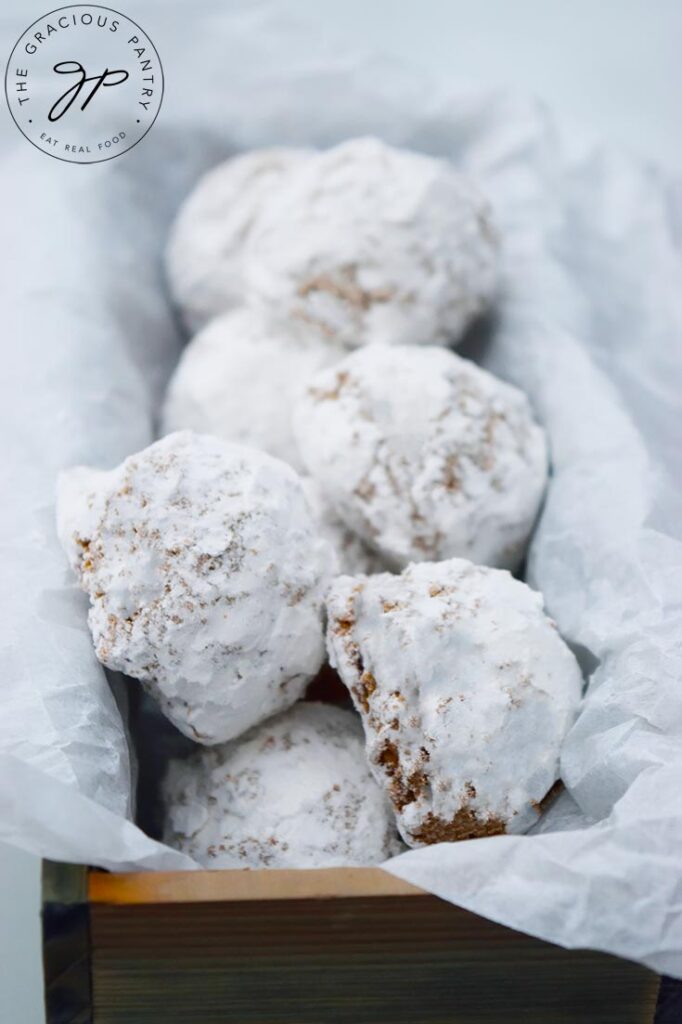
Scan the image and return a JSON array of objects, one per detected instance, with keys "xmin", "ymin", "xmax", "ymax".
[{"xmin": 88, "ymin": 865, "xmax": 423, "ymax": 905}]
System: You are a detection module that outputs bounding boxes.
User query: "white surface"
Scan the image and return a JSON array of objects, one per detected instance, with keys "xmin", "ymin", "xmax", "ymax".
[
  {"xmin": 0, "ymin": 844, "xmax": 42, "ymax": 1024},
  {"xmin": 0, "ymin": 2, "xmax": 678, "ymax": 1020},
  {"xmin": 291, "ymin": 0, "xmax": 682, "ymax": 170}
]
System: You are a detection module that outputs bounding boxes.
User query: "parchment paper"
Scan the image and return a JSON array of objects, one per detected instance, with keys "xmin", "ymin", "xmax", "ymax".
[{"xmin": 1, "ymin": 1, "xmax": 680, "ymax": 976}]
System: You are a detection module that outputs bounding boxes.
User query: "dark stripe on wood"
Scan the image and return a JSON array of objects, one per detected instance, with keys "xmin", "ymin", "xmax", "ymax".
[
  {"xmin": 42, "ymin": 862, "xmax": 93, "ymax": 1024},
  {"xmin": 655, "ymin": 976, "xmax": 682, "ymax": 1023}
]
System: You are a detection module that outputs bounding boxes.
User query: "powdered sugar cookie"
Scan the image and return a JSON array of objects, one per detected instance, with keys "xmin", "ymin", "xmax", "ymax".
[
  {"xmin": 161, "ymin": 309, "xmax": 342, "ymax": 471},
  {"xmin": 294, "ymin": 345, "xmax": 547, "ymax": 570},
  {"xmin": 327, "ymin": 559, "xmax": 582, "ymax": 847},
  {"xmin": 163, "ymin": 702, "xmax": 402, "ymax": 867},
  {"xmin": 300, "ymin": 476, "xmax": 385, "ymax": 577},
  {"xmin": 245, "ymin": 137, "xmax": 498, "ymax": 348},
  {"xmin": 166, "ymin": 147, "xmax": 311, "ymax": 332},
  {"xmin": 57, "ymin": 431, "xmax": 332, "ymax": 744}
]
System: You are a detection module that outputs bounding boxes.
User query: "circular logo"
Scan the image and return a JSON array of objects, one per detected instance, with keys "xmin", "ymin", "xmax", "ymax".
[{"xmin": 4, "ymin": 5, "xmax": 163, "ymax": 163}]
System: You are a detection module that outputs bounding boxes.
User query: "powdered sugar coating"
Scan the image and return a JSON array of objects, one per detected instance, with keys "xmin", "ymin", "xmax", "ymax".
[
  {"xmin": 300, "ymin": 476, "xmax": 386, "ymax": 577},
  {"xmin": 327, "ymin": 559, "xmax": 582, "ymax": 847},
  {"xmin": 166, "ymin": 147, "xmax": 311, "ymax": 332},
  {"xmin": 161, "ymin": 309, "xmax": 343, "ymax": 471},
  {"xmin": 244, "ymin": 137, "xmax": 498, "ymax": 348},
  {"xmin": 294, "ymin": 345, "xmax": 548, "ymax": 571},
  {"xmin": 56, "ymin": 431, "xmax": 332, "ymax": 745},
  {"xmin": 163, "ymin": 702, "xmax": 402, "ymax": 868}
]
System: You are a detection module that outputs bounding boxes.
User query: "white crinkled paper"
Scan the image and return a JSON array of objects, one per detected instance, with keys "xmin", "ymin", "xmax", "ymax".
[{"xmin": 1, "ymin": 1, "xmax": 681, "ymax": 976}]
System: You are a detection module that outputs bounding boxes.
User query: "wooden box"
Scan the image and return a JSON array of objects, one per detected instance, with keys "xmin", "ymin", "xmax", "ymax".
[{"xmin": 42, "ymin": 860, "xmax": 677, "ymax": 1023}]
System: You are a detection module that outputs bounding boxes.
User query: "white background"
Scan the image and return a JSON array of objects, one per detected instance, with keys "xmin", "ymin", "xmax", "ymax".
[{"xmin": 1, "ymin": 1, "xmax": 679, "ymax": 1020}]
